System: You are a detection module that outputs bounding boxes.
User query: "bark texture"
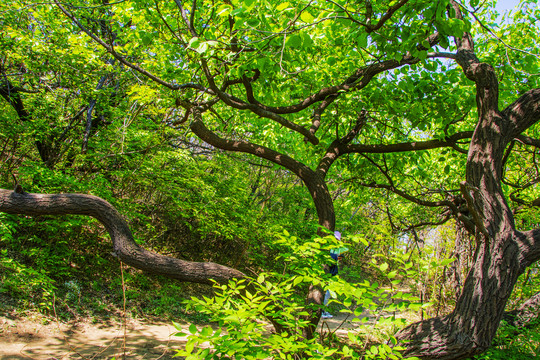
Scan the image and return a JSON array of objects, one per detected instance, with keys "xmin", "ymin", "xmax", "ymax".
[
  {"xmin": 394, "ymin": 12, "xmax": 540, "ymax": 356},
  {"xmin": 0, "ymin": 189, "xmax": 245, "ymax": 284},
  {"xmin": 503, "ymin": 291, "xmax": 540, "ymax": 329}
]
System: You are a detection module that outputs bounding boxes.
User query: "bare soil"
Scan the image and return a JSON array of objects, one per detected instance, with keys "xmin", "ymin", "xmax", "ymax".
[
  {"xmin": 0, "ymin": 312, "xmax": 365, "ymax": 359},
  {"xmin": 0, "ymin": 314, "xmax": 185, "ymax": 360}
]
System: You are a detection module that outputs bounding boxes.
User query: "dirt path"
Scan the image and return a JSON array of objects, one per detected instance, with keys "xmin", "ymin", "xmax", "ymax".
[
  {"xmin": 0, "ymin": 312, "xmax": 366, "ymax": 359},
  {"xmin": 0, "ymin": 315, "xmax": 186, "ymax": 360}
]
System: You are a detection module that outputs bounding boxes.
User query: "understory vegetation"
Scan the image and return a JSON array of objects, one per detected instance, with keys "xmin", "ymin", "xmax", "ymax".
[
  {"xmin": 1, "ymin": 154, "xmax": 539, "ymax": 358},
  {"xmin": 2, "ymin": 0, "xmax": 540, "ymax": 358}
]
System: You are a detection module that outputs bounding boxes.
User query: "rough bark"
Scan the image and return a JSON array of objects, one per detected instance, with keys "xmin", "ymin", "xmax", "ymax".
[
  {"xmin": 395, "ymin": 96, "xmax": 540, "ymax": 354},
  {"xmin": 503, "ymin": 291, "xmax": 540, "ymax": 329},
  {"xmin": 394, "ymin": 7, "xmax": 540, "ymax": 355},
  {"xmin": 0, "ymin": 189, "xmax": 245, "ymax": 284}
]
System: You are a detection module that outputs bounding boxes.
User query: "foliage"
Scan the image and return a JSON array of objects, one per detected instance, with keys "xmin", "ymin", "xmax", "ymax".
[
  {"xmin": 0, "ymin": 250, "xmax": 56, "ymax": 311},
  {"xmin": 473, "ymin": 320, "xmax": 540, "ymax": 360},
  {"xmin": 176, "ymin": 232, "xmax": 421, "ymax": 359},
  {"xmin": 1, "ymin": 0, "xmax": 540, "ymax": 358}
]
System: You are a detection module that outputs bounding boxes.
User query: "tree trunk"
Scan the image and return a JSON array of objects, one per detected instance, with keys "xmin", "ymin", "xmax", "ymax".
[
  {"xmin": 395, "ymin": 63, "xmax": 540, "ymax": 358},
  {"xmin": 396, "ymin": 233, "xmax": 523, "ymax": 359}
]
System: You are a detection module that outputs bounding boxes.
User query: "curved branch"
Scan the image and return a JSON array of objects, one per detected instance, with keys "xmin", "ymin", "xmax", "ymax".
[
  {"xmin": 190, "ymin": 108, "xmax": 313, "ymax": 179},
  {"xmin": 355, "ymin": 180, "xmax": 456, "ymax": 209},
  {"xmin": 238, "ymin": 33, "xmax": 439, "ymax": 120},
  {"xmin": 400, "ymin": 213, "xmax": 452, "ymax": 233},
  {"xmin": 502, "ymin": 88, "xmax": 540, "ymax": 138},
  {"xmin": 0, "ymin": 189, "xmax": 244, "ymax": 284},
  {"xmin": 199, "ymin": 59, "xmax": 320, "ymax": 144},
  {"xmin": 250, "ymin": 56, "xmax": 422, "ymax": 116},
  {"xmin": 516, "ymin": 134, "xmax": 540, "ymax": 149},
  {"xmin": 316, "ymin": 110, "xmax": 367, "ymax": 177},
  {"xmin": 189, "ymin": 108, "xmax": 335, "ymax": 229},
  {"xmin": 342, "ymin": 131, "xmax": 473, "ymax": 154},
  {"xmin": 366, "ymin": 0, "xmax": 409, "ymax": 33}
]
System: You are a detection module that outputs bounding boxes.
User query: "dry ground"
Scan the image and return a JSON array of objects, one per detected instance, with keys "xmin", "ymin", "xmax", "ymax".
[
  {"xmin": 0, "ymin": 312, "xmax": 364, "ymax": 359},
  {"xmin": 0, "ymin": 314, "xmax": 184, "ymax": 359}
]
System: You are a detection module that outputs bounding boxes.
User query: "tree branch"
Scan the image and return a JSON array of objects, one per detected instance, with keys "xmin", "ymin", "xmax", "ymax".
[
  {"xmin": 0, "ymin": 189, "xmax": 244, "ymax": 284},
  {"xmin": 502, "ymin": 88, "xmax": 540, "ymax": 139},
  {"xmin": 316, "ymin": 110, "xmax": 367, "ymax": 177},
  {"xmin": 342, "ymin": 131, "xmax": 473, "ymax": 154},
  {"xmin": 54, "ymin": 0, "xmax": 206, "ymax": 93},
  {"xmin": 198, "ymin": 59, "xmax": 320, "ymax": 144},
  {"xmin": 355, "ymin": 180, "xmax": 456, "ymax": 210},
  {"xmin": 189, "ymin": 108, "xmax": 335, "ymax": 229},
  {"xmin": 189, "ymin": 108, "xmax": 313, "ymax": 180}
]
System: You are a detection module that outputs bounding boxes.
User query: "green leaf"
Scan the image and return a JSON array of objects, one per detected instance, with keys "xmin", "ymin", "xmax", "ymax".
[
  {"xmin": 286, "ymin": 34, "xmax": 302, "ymax": 49},
  {"xmin": 356, "ymin": 33, "xmax": 368, "ymax": 48},
  {"xmin": 189, "ymin": 324, "xmax": 198, "ymax": 334},
  {"xmin": 244, "ymin": 0, "xmax": 256, "ymax": 10},
  {"xmin": 440, "ymin": 258, "xmax": 455, "ymax": 266},
  {"xmin": 327, "ymin": 56, "xmax": 337, "ymax": 66},
  {"xmin": 379, "ymin": 262, "xmax": 389, "ymax": 272},
  {"xmin": 300, "ymin": 11, "xmax": 314, "ymax": 23},
  {"xmin": 444, "ymin": 164, "xmax": 450, "ymax": 174},
  {"xmin": 188, "ymin": 37, "xmax": 200, "ymax": 49},
  {"xmin": 216, "ymin": 4, "xmax": 232, "ymax": 16},
  {"xmin": 276, "ymin": 2, "xmax": 290, "ymax": 11},
  {"xmin": 201, "ymin": 326, "xmax": 213, "ymax": 337}
]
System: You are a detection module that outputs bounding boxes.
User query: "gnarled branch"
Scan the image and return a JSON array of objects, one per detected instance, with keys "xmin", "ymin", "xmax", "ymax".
[{"xmin": 0, "ymin": 189, "xmax": 245, "ymax": 284}]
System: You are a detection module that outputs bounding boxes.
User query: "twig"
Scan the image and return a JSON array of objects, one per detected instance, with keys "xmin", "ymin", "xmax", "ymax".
[{"xmin": 120, "ymin": 260, "xmax": 127, "ymax": 360}]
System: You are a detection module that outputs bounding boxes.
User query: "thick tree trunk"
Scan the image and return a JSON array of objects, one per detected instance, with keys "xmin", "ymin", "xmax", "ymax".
[
  {"xmin": 395, "ymin": 60, "xmax": 540, "ymax": 360},
  {"xmin": 392, "ymin": 2, "xmax": 540, "ymax": 353},
  {"xmin": 397, "ymin": 233, "xmax": 523, "ymax": 359}
]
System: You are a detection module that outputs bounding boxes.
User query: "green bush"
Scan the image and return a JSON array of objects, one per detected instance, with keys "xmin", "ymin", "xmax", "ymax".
[
  {"xmin": 473, "ymin": 320, "xmax": 540, "ymax": 359},
  {"xmin": 0, "ymin": 249, "xmax": 56, "ymax": 311},
  {"xmin": 175, "ymin": 232, "xmax": 421, "ymax": 359}
]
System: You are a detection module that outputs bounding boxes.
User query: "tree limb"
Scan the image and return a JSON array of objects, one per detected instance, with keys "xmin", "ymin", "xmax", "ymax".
[
  {"xmin": 342, "ymin": 131, "xmax": 473, "ymax": 154},
  {"xmin": 0, "ymin": 189, "xmax": 245, "ymax": 284}
]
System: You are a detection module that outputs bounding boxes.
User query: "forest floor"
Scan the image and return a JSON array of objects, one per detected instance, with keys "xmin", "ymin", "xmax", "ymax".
[{"xmin": 0, "ymin": 311, "xmax": 367, "ymax": 359}]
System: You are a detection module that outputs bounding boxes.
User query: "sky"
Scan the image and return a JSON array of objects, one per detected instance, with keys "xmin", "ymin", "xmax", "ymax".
[{"xmin": 495, "ymin": 0, "xmax": 521, "ymax": 12}]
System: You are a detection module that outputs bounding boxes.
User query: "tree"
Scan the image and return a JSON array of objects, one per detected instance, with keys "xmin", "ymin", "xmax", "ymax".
[{"xmin": 1, "ymin": 0, "xmax": 540, "ymax": 358}]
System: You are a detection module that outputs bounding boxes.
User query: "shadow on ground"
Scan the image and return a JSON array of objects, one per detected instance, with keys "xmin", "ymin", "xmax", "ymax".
[
  {"xmin": 0, "ymin": 316, "xmax": 187, "ymax": 360},
  {"xmin": 0, "ymin": 310, "xmax": 377, "ymax": 359}
]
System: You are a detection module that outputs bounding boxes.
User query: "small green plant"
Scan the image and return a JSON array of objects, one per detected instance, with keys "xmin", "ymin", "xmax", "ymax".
[
  {"xmin": 473, "ymin": 320, "xmax": 540, "ymax": 360},
  {"xmin": 0, "ymin": 249, "xmax": 56, "ymax": 311},
  {"xmin": 175, "ymin": 231, "xmax": 421, "ymax": 359},
  {"xmin": 64, "ymin": 280, "xmax": 82, "ymax": 304}
]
